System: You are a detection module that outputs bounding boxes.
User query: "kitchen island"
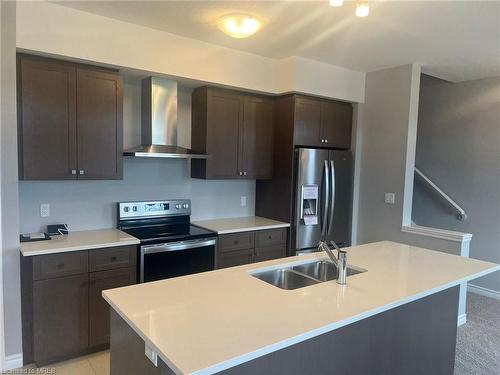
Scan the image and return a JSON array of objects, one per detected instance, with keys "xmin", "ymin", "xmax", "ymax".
[{"xmin": 103, "ymin": 241, "xmax": 499, "ymax": 375}]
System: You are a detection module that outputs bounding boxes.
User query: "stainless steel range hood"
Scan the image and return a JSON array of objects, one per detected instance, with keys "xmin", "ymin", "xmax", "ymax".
[{"xmin": 124, "ymin": 77, "xmax": 208, "ymax": 159}]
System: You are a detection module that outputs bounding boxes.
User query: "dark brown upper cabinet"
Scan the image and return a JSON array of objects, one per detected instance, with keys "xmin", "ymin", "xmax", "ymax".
[
  {"xmin": 294, "ymin": 95, "xmax": 352, "ymax": 149},
  {"xmin": 294, "ymin": 96, "xmax": 322, "ymax": 147},
  {"xmin": 191, "ymin": 87, "xmax": 273, "ymax": 180},
  {"xmin": 240, "ymin": 96, "xmax": 274, "ymax": 179},
  {"xmin": 17, "ymin": 54, "xmax": 123, "ymax": 180},
  {"xmin": 319, "ymin": 100, "xmax": 353, "ymax": 149}
]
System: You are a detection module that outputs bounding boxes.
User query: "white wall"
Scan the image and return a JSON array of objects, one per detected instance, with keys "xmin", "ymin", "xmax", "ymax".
[
  {"xmin": 19, "ymin": 158, "xmax": 255, "ymax": 233},
  {"xmin": 16, "ymin": 1, "xmax": 365, "ymax": 103},
  {"xmin": 353, "ymin": 64, "xmax": 469, "ymax": 320},
  {"xmin": 413, "ymin": 75, "xmax": 500, "ymax": 295},
  {"xmin": 1, "ymin": 0, "xmax": 22, "ymax": 362},
  {"xmin": 356, "ymin": 64, "xmax": 421, "ymax": 244}
]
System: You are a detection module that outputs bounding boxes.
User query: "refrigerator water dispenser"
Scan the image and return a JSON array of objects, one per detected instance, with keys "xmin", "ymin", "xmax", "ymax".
[{"xmin": 300, "ymin": 185, "xmax": 319, "ymax": 225}]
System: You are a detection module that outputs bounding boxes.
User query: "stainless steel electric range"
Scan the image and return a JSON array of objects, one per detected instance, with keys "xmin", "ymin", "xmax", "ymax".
[{"xmin": 117, "ymin": 200, "xmax": 217, "ymax": 283}]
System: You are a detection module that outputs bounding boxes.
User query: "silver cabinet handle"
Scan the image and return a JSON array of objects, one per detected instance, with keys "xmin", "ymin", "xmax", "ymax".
[
  {"xmin": 299, "ymin": 185, "xmax": 304, "ymax": 220},
  {"xmin": 142, "ymin": 238, "xmax": 216, "ymax": 254},
  {"xmin": 79, "ymin": 170, "xmax": 85, "ymax": 175},
  {"xmin": 238, "ymin": 172, "xmax": 242, "ymax": 176},
  {"xmin": 325, "ymin": 139, "xmax": 328, "ymax": 143},
  {"xmin": 328, "ymin": 160, "xmax": 336, "ymax": 236},
  {"xmin": 243, "ymin": 171, "xmax": 247, "ymax": 176},
  {"xmin": 322, "ymin": 160, "xmax": 329, "ymax": 239},
  {"xmin": 71, "ymin": 169, "xmax": 77, "ymax": 175},
  {"xmin": 321, "ymin": 139, "xmax": 324, "ymax": 143}
]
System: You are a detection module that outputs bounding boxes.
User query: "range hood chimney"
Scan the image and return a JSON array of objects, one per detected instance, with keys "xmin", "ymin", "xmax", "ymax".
[{"xmin": 124, "ymin": 77, "xmax": 208, "ymax": 159}]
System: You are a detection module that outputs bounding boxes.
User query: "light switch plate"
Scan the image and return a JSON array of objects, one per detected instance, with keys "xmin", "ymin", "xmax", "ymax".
[
  {"xmin": 241, "ymin": 196, "xmax": 247, "ymax": 207},
  {"xmin": 384, "ymin": 193, "xmax": 395, "ymax": 205},
  {"xmin": 40, "ymin": 203, "xmax": 50, "ymax": 217}
]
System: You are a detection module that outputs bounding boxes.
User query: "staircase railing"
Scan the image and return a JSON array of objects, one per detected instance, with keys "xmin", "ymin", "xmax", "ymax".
[{"xmin": 414, "ymin": 167, "xmax": 467, "ymax": 220}]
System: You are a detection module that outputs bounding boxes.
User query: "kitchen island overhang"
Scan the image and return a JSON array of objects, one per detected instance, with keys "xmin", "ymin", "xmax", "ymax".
[{"xmin": 103, "ymin": 241, "xmax": 500, "ymax": 375}]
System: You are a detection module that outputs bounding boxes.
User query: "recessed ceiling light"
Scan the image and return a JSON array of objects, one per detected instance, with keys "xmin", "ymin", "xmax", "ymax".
[
  {"xmin": 218, "ymin": 14, "xmax": 261, "ymax": 39},
  {"xmin": 356, "ymin": 1, "xmax": 370, "ymax": 17},
  {"xmin": 329, "ymin": 0, "xmax": 344, "ymax": 6}
]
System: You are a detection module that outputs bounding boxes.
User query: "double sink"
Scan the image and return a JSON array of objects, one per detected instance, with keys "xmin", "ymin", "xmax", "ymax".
[{"xmin": 251, "ymin": 260, "xmax": 366, "ymax": 290}]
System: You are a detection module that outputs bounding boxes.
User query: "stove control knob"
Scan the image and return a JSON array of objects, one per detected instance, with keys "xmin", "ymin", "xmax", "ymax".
[
  {"xmin": 132, "ymin": 206, "xmax": 138, "ymax": 212},
  {"xmin": 183, "ymin": 203, "xmax": 189, "ymax": 209},
  {"xmin": 175, "ymin": 204, "xmax": 181, "ymax": 209},
  {"xmin": 124, "ymin": 207, "xmax": 130, "ymax": 212}
]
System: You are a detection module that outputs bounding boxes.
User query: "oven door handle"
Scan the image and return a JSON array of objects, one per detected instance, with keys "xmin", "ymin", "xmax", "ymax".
[{"xmin": 142, "ymin": 238, "xmax": 216, "ymax": 254}]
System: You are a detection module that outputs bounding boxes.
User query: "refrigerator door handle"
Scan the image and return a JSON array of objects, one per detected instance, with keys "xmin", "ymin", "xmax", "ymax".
[
  {"xmin": 328, "ymin": 160, "xmax": 336, "ymax": 236},
  {"xmin": 322, "ymin": 160, "xmax": 330, "ymax": 239}
]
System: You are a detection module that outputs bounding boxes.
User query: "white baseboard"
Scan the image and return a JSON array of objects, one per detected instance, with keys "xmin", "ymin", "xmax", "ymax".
[
  {"xmin": 457, "ymin": 313, "xmax": 467, "ymax": 327},
  {"xmin": 4, "ymin": 353, "xmax": 23, "ymax": 371},
  {"xmin": 468, "ymin": 284, "xmax": 500, "ymax": 300}
]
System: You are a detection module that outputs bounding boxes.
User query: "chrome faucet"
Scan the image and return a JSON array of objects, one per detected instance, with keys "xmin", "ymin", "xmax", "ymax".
[{"xmin": 318, "ymin": 240, "xmax": 348, "ymax": 285}]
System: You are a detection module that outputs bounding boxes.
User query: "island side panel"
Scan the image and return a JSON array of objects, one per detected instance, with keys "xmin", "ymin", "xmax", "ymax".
[
  {"xmin": 110, "ymin": 286, "xmax": 458, "ymax": 375},
  {"xmin": 110, "ymin": 310, "xmax": 174, "ymax": 375},
  {"xmin": 220, "ymin": 286, "xmax": 459, "ymax": 375}
]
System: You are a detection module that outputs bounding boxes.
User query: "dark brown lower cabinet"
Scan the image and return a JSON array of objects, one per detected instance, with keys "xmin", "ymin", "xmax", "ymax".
[
  {"xmin": 21, "ymin": 245, "xmax": 137, "ymax": 366},
  {"xmin": 217, "ymin": 228, "xmax": 287, "ymax": 269},
  {"xmin": 33, "ymin": 274, "xmax": 89, "ymax": 365},
  {"xmin": 217, "ymin": 248, "xmax": 255, "ymax": 269},
  {"xmin": 89, "ymin": 267, "xmax": 136, "ymax": 347},
  {"xmin": 254, "ymin": 245, "xmax": 285, "ymax": 263}
]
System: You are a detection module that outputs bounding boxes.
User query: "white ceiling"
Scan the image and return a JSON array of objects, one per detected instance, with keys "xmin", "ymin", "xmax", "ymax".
[{"xmin": 55, "ymin": 1, "xmax": 500, "ymax": 82}]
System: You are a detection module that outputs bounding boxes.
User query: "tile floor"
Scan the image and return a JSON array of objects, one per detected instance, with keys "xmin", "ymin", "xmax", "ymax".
[{"xmin": 22, "ymin": 351, "xmax": 109, "ymax": 375}]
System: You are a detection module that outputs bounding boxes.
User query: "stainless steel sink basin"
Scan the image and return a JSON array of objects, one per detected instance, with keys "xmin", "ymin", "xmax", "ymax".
[
  {"xmin": 251, "ymin": 268, "xmax": 319, "ymax": 290},
  {"xmin": 251, "ymin": 260, "xmax": 367, "ymax": 290},
  {"xmin": 292, "ymin": 260, "xmax": 366, "ymax": 282}
]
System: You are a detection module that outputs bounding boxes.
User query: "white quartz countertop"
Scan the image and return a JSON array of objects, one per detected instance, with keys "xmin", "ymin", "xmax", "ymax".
[
  {"xmin": 20, "ymin": 229, "xmax": 139, "ymax": 256},
  {"xmin": 192, "ymin": 216, "xmax": 290, "ymax": 234},
  {"xmin": 102, "ymin": 241, "xmax": 499, "ymax": 375}
]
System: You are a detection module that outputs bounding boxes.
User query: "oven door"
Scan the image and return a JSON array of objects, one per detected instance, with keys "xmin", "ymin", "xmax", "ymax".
[{"xmin": 140, "ymin": 238, "xmax": 216, "ymax": 283}]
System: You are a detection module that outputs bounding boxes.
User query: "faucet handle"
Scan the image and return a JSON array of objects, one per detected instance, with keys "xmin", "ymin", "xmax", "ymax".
[{"xmin": 328, "ymin": 240, "xmax": 343, "ymax": 252}]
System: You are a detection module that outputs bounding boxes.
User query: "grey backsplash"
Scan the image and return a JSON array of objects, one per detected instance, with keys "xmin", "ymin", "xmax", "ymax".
[{"xmin": 19, "ymin": 157, "xmax": 255, "ymax": 233}]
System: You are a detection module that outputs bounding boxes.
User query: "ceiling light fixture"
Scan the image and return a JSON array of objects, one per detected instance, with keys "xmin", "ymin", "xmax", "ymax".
[
  {"xmin": 329, "ymin": 0, "xmax": 344, "ymax": 6},
  {"xmin": 218, "ymin": 14, "xmax": 261, "ymax": 38},
  {"xmin": 355, "ymin": 1, "xmax": 370, "ymax": 17}
]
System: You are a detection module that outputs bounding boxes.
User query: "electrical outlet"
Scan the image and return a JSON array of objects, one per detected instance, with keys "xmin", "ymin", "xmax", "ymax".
[
  {"xmin": 240, "ymin": 196, "xmax": 247, "ymax": 207},
  {"xmin": 40, "ymin": 203, "xmax": 50, "ymax": 217},
  {"xmin": 384, "ymin": 193, "xmax": 395, "ymax": 205}
]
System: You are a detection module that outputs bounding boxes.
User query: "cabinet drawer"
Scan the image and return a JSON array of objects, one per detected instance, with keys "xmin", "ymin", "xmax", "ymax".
[
  {"xmin": 255, "ymin": 244, "xmax": 286, "ymax": 263},
  {"xmin": 219, "ymin": 232, "xmax": 255, "ymax": 252},
  {"xmin": 256, "ymin": 228, "xmax": 286, "ymax": 248},
  {"xmin": 33, "ymin": 251, "xmax": 88, "ymax": 281},
  {"xmin": 217, "ymin": 248, "xmax": 254, "ymax": 269},
  {"xmin": 89, "ymin": 245, "xmax": 136, "ymax": 272}
]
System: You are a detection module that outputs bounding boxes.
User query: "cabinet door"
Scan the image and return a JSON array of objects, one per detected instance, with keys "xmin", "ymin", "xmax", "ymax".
[
  {"xmin": 320, "ymin": 101, "xmax": 352, "ymax": 149},
  {"xmin": 33, "ymin": 274, "xmax": 88, "ymax": 365},
  {"xmin": 89, "ymin": 267, "xmax": 136, "ymax": 348},
  {"xmin": 294, "ymin": 97, "xmax": 322, "ymax": 147},
  {"xmin": 18, "ymin": 55, "xmax": 77, "ymax": 180},
  {"xmin": 76, "ymin": 68, "xmax": 123, "ymax": 179},
  {"xmin": 217, "ymin": 248, "xmax": 254, "ymax": 269},
  {"xmin": 241, "ymin": 96, "xmax": 274, "ymax": 179},
  {"xmin": 206, "ymin": 89, "xmax": 242, "ymax": 178},
  {"xmin": 255, "ymin": 245, "xmax": 286, "ymax": 263}
]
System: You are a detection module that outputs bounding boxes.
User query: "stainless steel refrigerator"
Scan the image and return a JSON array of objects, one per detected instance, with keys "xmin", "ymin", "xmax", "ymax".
[{"xmin": 294, "ymin": 148, "xmax": 352, "ymax": 253}]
